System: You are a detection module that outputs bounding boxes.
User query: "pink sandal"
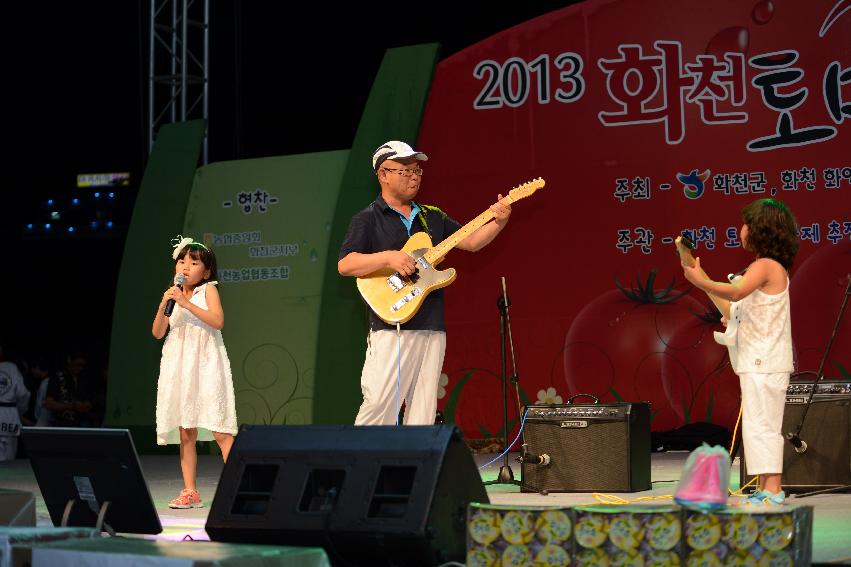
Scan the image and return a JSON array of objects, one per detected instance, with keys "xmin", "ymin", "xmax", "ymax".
[{"xmin": 168, "ymin": 488, "xmax": 203, "ymax": 509}]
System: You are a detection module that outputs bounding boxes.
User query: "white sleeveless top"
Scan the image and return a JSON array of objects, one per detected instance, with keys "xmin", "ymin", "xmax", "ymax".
[{"xmin": 731, "ymin": 270, "xmax": 793, "ymax": 374}]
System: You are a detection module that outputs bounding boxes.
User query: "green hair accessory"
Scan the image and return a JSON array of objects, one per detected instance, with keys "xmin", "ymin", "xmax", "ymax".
[{"xmin": 763, "ymin": 198, "xmax": 789, "ymax": 211}]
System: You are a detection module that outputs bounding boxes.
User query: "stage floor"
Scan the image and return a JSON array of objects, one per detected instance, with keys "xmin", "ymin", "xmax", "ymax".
[{"xmin": 2, "ymin": 452, "xmax": 850, "ymax": 563}]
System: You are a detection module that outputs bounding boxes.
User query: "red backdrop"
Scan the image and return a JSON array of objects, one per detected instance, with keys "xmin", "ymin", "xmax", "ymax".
[{"xmin": 417, "ymin": 0, "xmax": 851, "ymax": 438}]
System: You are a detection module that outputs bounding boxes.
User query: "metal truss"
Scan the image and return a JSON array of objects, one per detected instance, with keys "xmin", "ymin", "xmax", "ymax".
[{"xmin": 148, "ymin": 0, "xmax": 209, "ymax": 163}]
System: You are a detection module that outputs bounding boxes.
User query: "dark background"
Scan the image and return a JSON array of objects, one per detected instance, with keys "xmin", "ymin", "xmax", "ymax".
[{"xmin": 1, "ymin": 1, "xmax": 574, "ymax": 369}]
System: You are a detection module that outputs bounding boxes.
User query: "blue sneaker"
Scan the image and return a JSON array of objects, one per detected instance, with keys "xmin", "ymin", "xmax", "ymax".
[{"xmin": 740, "ymin": 490, "xmax": 786, "ymax": 506}]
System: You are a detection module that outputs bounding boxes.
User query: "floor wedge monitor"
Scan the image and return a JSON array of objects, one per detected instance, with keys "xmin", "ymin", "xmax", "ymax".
[{"xmin": 206, "ymin": 424, "xmax": 488, "ymax": 566}]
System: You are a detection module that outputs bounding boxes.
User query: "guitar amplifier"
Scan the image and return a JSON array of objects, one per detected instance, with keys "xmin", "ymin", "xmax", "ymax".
[
  {"xmin": 741, "ymin": 380, "xmax": 851, "ymax": 492},
  {"xmin": 520, "ymin": 402, "xmax": 651, "ymax": 493}
]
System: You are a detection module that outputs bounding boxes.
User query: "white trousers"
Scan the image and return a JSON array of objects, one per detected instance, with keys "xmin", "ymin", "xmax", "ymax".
[
  {"xmin": 0, "ymin": 435, "xmax": 18, "ymax": 462},
  {"xmin": 740, "ymin": 372, "xmax": 790, "ymax": 475},
  {"xmin": 354, "ymin": 329, "xmax": 446, "ymax": 426}
]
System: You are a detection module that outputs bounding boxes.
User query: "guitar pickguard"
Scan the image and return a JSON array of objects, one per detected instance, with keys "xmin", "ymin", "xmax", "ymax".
[{"xmin": 385, "ymin": 248, "xmax": 453, "ymax": 314}]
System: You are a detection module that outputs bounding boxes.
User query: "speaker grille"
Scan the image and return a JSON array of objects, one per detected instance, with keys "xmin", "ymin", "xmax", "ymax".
[
  {"xmin": 741, "ymin": 391, "xmax": 851, "ymax": 491},
  {"xmin": 784, "ymin": 399, "xmax": 851, "ymax": 487}
]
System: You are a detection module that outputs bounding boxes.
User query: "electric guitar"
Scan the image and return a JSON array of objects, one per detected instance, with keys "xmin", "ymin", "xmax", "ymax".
[
  {"xmin": 357, "ymin": 178, "xmax": 545, "ymax": 324},
  {"xmin": 674, "ymin": 235, "xmax": 740, "ymax": 350}
]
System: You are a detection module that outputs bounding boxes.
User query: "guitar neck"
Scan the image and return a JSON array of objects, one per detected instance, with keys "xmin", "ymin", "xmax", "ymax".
[
  {"xmin": 423, "ymin": 196, "xmax": 510, "ymax": 264},
  {"xmin": 678, "ymin": 246, "xmax": 731, "ymax": 318},
  {"xmin": 705, "ymin": 285, "xmax": 731, "ymax": 317}
]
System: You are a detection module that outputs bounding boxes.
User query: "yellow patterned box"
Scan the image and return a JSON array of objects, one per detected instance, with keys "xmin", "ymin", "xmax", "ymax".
[
  {"xmin": 467, "ymin": 503, "xmax": 573, "ymax": 566},
  {"xmin": 572, "ymin": 504, "xmax": 683, "ymax": 566},
  {"xmin": 682, "ymin": 505, "xmax": 813, "ymax": 566}
]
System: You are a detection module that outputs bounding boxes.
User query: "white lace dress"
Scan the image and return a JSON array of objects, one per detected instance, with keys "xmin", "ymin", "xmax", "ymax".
[{"xmin": 156, "ymin": 282, "xmax": 238, "ymax": 445}]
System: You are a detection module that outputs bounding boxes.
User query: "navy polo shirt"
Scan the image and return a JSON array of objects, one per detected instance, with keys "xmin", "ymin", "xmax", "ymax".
[{"xmin": 339, "ymin": 194, "xmax": 462, "ymax": 331}]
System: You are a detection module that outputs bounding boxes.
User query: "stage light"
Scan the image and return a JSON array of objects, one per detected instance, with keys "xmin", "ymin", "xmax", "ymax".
[
  {"xmin": 90, "ymin": 221, "xmax": 98, "ymax": 229},
  {"xmin": 50, "ymin": 212, "xmax": 60, "ymax": 220},
  {"xmin": 47, "ymin": 199, "xmax": 54, "ymax": 205},
  {"xmin": 67, "ymin": 226, "xmax": 75, "ymax": 233},
  {"xmin": 26, "ymin": 223, "xmax": 33, "ymax": 230},
  {"xmin": 72, "ymin": 198, "xmax": 80, "ymax": 205},
  {"xmin": 94, "ymin": 192, "xmax": 101, "ymax": 198},
  {"xmin": 106, "ymin": 221, "xmax": 114, "ymax": 228},
  {"xmin": 108, "ymin": 192, "xmax": 115, "ymax": 198},
  {"xmin": 44, "ymin": 223, "xmax": 51, "ymax": 230}
]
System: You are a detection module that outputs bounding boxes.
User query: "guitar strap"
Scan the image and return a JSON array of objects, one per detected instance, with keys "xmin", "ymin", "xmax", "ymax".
[{"xmin": 416, "ymin": 209, "xmax": 430, "ymax": 236}]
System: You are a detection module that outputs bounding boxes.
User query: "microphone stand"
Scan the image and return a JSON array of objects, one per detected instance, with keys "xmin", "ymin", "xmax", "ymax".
[
  {"xmin": 484, "ymin": 277, "xmax": 522, "ymax": 487},
  {"xmin": 788, "ymin": 276, "xmax": 851, "ymax": 499}
]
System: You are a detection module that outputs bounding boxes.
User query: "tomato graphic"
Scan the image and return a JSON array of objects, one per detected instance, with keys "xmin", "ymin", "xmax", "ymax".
[
  {"xmin": 563, "ymin": 270, "xmax": 713, "ymax": 431},
  {"xmin": 660, "ymin": 303, "xmax": 741, "ymax": 431}
]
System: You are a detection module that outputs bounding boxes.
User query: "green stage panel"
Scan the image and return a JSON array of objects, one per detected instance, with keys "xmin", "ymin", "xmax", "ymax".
[
  {"xmin": 106, "ymin": 120, "xmax": 206, "ymax": 445},
  {"xmin": 107, "ymin": 119, "xmax": 348, "ymax": 450},
  {"xmin": 313, "ymin": 43, "xmax": 440, "ymax": 424},
  {"xmin": 183, "ymin": 151, "xmax": 348, "ymax": 429}
]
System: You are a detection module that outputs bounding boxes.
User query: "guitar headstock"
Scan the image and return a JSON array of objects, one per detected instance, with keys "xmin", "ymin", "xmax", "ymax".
[
  {"xmin": 674, "ymin": 235, "xmax": 696, "ymax": 267},
  {"xmin": 507, "ymin": 177, "xmax": 545, "ymax": 202}
]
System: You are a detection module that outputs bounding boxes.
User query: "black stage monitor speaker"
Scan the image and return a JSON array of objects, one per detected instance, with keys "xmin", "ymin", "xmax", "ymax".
[
  {"xmin": 21, "ymin": 427, "xmax": 162, "ymax": 534},
  {"xmin": 520, "ymin": 402, "xmax": 651, "ymax": 493},
  {"xmin": 205, "ymin": 425, "xmax": 488, "ymax": 566},
  {"xmin": 741, "ymin": 380, "xmax": 851, "ymax": 492},
  {"xmin": 0, "ymin": 489, "xmax": 36, "ymax": 526}
]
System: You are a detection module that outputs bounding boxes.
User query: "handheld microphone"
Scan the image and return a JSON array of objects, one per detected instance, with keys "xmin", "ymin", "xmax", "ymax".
[
  {"xmin": 164, "ymin": 273, "xmax": 186, "ymax": 316},
  {"xmin": 785, "ymin": 432, "xmax": 807, "ymax": 454}
]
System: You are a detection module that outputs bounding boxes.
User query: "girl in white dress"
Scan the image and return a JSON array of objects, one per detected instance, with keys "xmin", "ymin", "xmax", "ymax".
[
  {"xmin": 682, "ymin": 199, "xmax": 798, "ymax": 505},
  {"xmin": 152, "ymin": 236, "xmax": 237, "ymax": 508}
]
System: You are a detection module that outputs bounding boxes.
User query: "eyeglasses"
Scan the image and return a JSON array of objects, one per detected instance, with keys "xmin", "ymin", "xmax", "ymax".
[{"xmin": 382, "ymin": 167, "xmax": 423, "ymax": 177}]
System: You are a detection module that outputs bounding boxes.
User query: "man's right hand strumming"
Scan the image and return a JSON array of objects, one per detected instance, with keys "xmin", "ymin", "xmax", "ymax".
[{"xmin": 384, "ymin": 250, "xmax": 416, "ymax": 276}]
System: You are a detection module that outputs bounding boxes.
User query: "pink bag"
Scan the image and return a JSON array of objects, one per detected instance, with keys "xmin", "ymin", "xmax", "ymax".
[{"xmin": 674, "ymin": 443, "xmax": 730, "ymax": 509}]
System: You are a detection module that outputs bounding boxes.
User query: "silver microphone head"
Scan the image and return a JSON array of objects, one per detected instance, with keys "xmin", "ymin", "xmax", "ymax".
[{"xmin": 174, "ymin": 273, "xmax": 186, "ymax": 286}]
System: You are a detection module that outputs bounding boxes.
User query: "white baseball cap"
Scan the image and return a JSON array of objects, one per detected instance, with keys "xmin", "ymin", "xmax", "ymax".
[{"xmin": 372, "ymin": 140, "xmax": 428, "ymax": 171}]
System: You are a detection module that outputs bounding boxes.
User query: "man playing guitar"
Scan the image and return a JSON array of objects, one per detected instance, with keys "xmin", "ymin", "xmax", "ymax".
[{"xmin": 338, "ymin": 140, "xmax": 511, "ymax": 426}]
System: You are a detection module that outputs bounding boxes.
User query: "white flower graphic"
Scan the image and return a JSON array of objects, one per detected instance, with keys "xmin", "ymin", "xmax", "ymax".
[
  {"xmin": 437, "ymin": 372, "xmax": 450, "ymax": 399},
  {"xmin": 536, "ymin": 387, "xmax": 563, "ymax": 405}
]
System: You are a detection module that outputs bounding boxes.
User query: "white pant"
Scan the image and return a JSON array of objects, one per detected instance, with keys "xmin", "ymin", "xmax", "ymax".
[
  {"xmin": 740, "ymin": 372, "xmax": 790, "ymax": 475},
  {"xmin": 0, "ymin": 435, "xmax": 18, "ymax": 462},
  {"xmin": 355, "ymin": 329, "xmax": 446, "ymax": 426}
]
